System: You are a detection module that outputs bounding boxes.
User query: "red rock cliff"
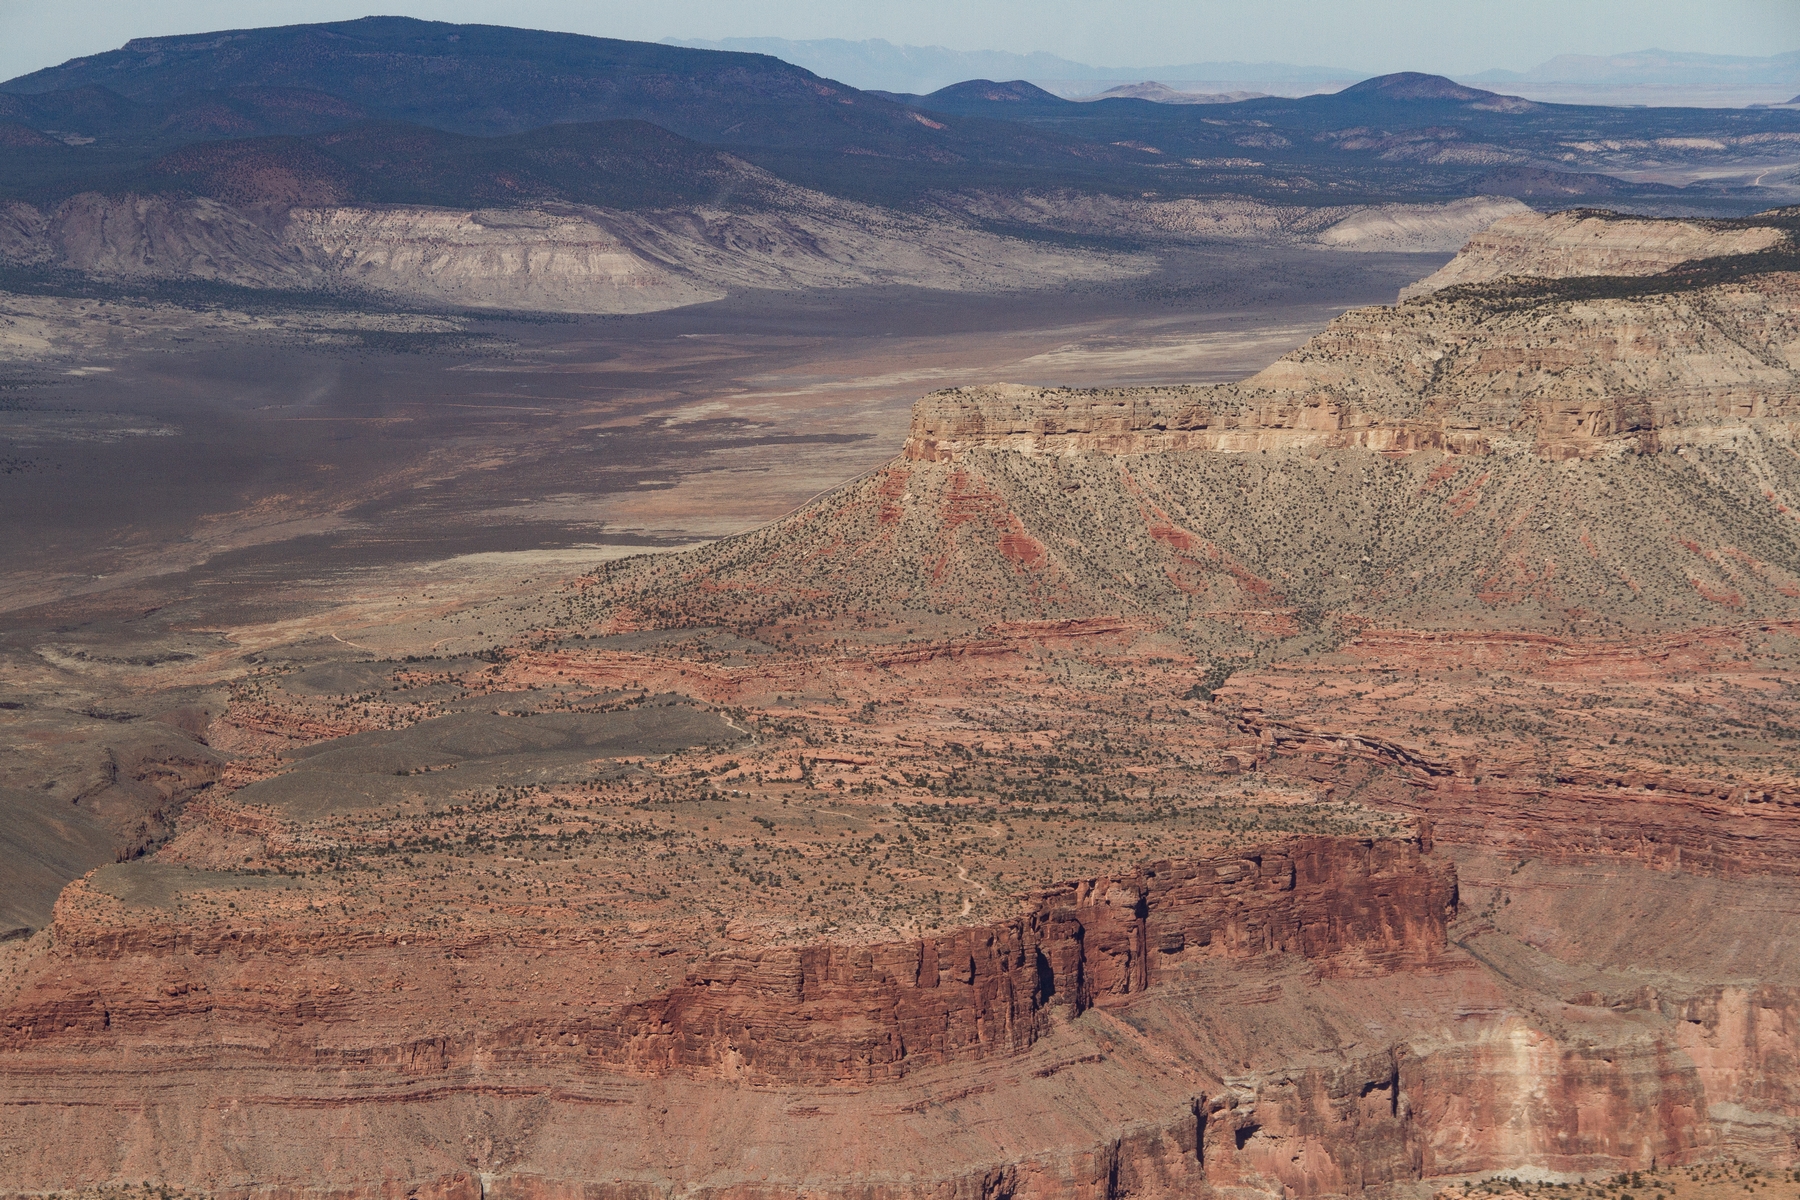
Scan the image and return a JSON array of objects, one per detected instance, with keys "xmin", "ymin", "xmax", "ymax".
[{"xmin": 12, "ymin": 836, "xmax": 1452, "ymax": 1090}]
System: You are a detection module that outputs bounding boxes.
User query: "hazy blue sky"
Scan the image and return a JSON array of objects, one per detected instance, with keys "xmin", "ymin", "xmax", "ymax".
[{"xmin": 1, "ymin": 0, "xmax": 1793, "ymax": 83}]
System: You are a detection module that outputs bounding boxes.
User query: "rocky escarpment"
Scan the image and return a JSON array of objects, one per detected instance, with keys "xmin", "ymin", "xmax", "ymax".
[
  {"xmin": 938, "ymin": 192, "xmax": 1530, "ymax": 255},
  {"xmin": 1401, "ymin": 208, "xmax": 1791, "ymax": 299},
  {"xmin": 283, "ymin": 205, "xmax": 715, "ymax": 312},
  {"xmin": 0, "ymin": 836, "xmax": 1468, "ymax": 1197},
  {"xmin": 9, "ymin": 836, "xmax": 1798, "ymax": 1196},
  {"xmin": 0, "ymin": 184, "xmax": 1143, "ymax": 315},
  {"xmin": 15, "ymin": 836, "xmax": 1452, "ymax": 1084},
  {"xmin": 905, "ymin": 216, "xmax": 1800, "ymax": 463}
]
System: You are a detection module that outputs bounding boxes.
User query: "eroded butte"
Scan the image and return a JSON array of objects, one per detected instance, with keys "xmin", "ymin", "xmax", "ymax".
[{"xmin": 4, "ymin": 207, "xmax": 1800, "ymax": 1199}]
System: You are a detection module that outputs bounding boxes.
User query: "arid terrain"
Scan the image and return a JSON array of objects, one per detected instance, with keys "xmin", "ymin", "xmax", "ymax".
[
  {"xmin": 0, "ymin": 237, "xmax": 1446, "ymax": 607},
  {"xmin": 2, "ymin": 200, "xmax": 1799, "ymax": 1200}
]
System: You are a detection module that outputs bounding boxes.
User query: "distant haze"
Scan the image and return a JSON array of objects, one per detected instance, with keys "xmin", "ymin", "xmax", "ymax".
[
  {"xmin": 1465, "ymin": 48, "xmax": 1800, "ymax": 107},
  {"xmin": 0, "ymin": 0, "xmax": 1795, "ymax": 88},
  {"xmin": 666, "ymin": 38, "xmax": 1362, "ymax": 98},
  {"xmin": 668, "ymin": 38, "xmax": 1800, "ymax": 106}
]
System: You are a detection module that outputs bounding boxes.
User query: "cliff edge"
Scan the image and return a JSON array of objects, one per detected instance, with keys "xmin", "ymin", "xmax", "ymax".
[
  {"xmin": 1399, "ymin": 207, "xmax": 1792, "ymax": 300},
  {"xmin": 907, "ymin": 208, "xmax": 1800, "ymax": 464}
]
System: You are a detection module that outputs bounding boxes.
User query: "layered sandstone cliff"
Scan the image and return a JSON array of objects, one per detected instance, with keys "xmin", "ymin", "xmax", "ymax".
[
  {"xmin": 905, "ymin": 222, "xmax": 1800, "ymax": 463},
  {"xmin": 9, "ymin": 829, "xmax": 1795, "ymax": 1195},
  {"xmin": 284, "ymin": 205, "xmax": 717, "ymax": 312},
  {"xmin": 1, "ymin": 836, "xmax": 1465, "ymax": 1196},
  {"xmin": 16, "ymin": 837, "xmax": 1452, "ymax": 1081},
  {"xmin": 0, "ymin": 185, "xmax": 1145, "ymax": 315},
  {"xmin": 938, "ymin": 191, "xmax": 1529, "ymax": 254},
  {"xmin": 1400, "ymin": 209, "xmax": 1790, "ymax": 299}
]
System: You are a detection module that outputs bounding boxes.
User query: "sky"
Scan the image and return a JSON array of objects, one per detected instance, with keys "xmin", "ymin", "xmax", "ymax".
[{"xmin": 0, "ymin": 0, "xmax": 1794, "ymax": 84}]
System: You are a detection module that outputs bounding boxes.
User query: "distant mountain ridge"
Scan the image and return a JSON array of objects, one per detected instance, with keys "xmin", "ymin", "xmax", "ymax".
[
  {"xmin": 663, "ymin": 37, "xmax": 1799, "ymax": 102},
  {"xmin": 1, "ymin": 17, "xmax": 944, "ymax": 145},
  {"xmin": 0, "ymin": 17, "xmax": 1148, "ymax": 207},
  {"xmin": 1080, "ymin": 83, "xmax": 1269, "ymax": 104},
  {"xmin": 666, "ymin": 37, "xmax": 1360, "ymax": 96},
  {"xmin": 0, "ymin": 19, "xmax": 1793, "ymax": 247}
]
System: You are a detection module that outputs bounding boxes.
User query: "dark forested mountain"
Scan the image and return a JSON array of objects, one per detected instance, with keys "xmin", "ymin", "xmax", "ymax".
[
  {"xmin": 887, "ymin": 71, "xmax": 1800, "ymax": 205},
  {"xmin": 0, "ymin": 18, "xmax": 1145, "ymax": 207},
  {"xmin": 0, "ymin": 19, "xmax": 1112, "ymax": 172},
  {"xmin": 3, "ymin": 17, "xmax": 903, "ymax": 141},
  {"xmin": 128, "ymin": 120, "xmax": 775, "ymax": 212},
  {"xmin": 1, "ymin": 17, "xmax": 1796, "ymax": 214}
]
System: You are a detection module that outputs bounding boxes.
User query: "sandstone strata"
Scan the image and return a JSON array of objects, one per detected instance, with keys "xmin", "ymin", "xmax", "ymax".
[
  {"xmin": 6, "ymin": 208, "xmax": 1800, "ymax": 1199},
  {"xmin": 285, "ymin": 205, "xmax": 715, "ymax": 312},
  {"xmin": 1311, "ymin": 196, "xmax": 1532, "ymax": 254},
  {"xmin": 11, "ymin": 837, "xmax": 1451, "ymax": 1077},
  {"xmin": 938, "ymin": 192, "xmax": 1529, "ymax": 255},
  {"xmin": 0, "ymin": 184, "xmax": 1145, "ymax": 315},
  {"xmin": 1401, "ymin": 208, "xmax": 1789, "ymax": 299},
  {"xmin": 906, "ymin": 253, "xmax": 1800, "ymax": 462}
]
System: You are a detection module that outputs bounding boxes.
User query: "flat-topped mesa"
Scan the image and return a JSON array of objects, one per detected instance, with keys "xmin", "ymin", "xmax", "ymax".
[
  {"xmin": 1400, "ymin": 208, "xmax": 1791, "ymax": 300},
  {"xmin": 907, "ymin": 217, "xmax": 1800, "ymax": 463}
]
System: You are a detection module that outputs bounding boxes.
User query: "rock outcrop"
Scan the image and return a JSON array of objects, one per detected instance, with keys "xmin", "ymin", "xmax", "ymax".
[
  {"xmin": 1312, "ymin": 196, "xmax": 1532, "ymax": 254},
  {"xmin": 905, "ymin": 220, "xmax": 1800, "ymax": 463},
  {"xmin": 1401, "ymin": 208, "xmax": 1789, "ymax": 299},
  {"xmin": 901, "ymin": 382, "xmax": 1494, "ymax": 459},
  {"xmin": 285, "ymin": 205, "xmax": 715, "ymax": 312},
  {"xmin": 10, "ymin": 840, "xmax": 1797, "ymax": 1196},
  {"xmin": 0, "ymin": 836, "xmax": 1463, "ymax": 1196},
  {"xmin": 937, "ymin": 192, "xmax": 1529, "ymax": 255},
  {"xmin": 14, "ymin": 836, "xmax": 1452, "ymax": 1077},
  {"xmin": 0, "ymin": 185, "xmax": 1145, "ymax": 314}
]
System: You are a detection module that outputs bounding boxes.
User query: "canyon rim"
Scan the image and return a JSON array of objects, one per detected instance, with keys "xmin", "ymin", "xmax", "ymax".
[{"xmin": 3, "ymin": 16, "xmax": 1800, "ymax": 1200}]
